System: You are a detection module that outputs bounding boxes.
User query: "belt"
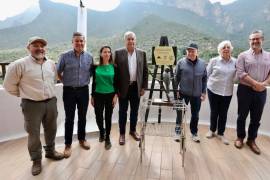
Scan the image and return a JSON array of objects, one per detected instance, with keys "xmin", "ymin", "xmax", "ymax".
[
  {"xmin": 64, "ymin": 85, "xmax": 88, "ymax": 90},
  {"xmin": 129, "ymin": 81, "xmax": 137, "ymax": 86},
  {"xmin": 22, "ymin": 97, "xmax": 55, "ymax": 103}
]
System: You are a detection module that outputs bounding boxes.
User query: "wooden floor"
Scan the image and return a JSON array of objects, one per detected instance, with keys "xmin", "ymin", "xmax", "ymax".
[{"xmin": 1, "ymin": 124, "xmax": 270, "ymax": 180}]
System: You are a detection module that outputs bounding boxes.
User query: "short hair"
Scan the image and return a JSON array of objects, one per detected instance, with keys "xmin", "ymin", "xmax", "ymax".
[
  {"xmin": 249, "ymin": 30, "xmax": 264, "ymax": 39},
  {"xmin": 124, "ymin": 31, "xmax": 136, "ymax": 41},
  {"xmin": 217, "ymin": 40, "xmax": 233, "ymax": 55},
  {"xmin": 72, "ymin": 32, "xmax": 85, "ymax": 38}
]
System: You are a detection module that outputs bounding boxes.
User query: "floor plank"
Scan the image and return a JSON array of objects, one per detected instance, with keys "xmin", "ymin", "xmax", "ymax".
[{"xmin": 1, "ymin": 124, "xmax": 270, "ymax": 180}]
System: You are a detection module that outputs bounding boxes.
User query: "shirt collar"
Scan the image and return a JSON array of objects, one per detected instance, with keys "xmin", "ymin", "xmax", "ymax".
[
  {"xmin": 219, "ymin": 56, "xmax": 232, "ymax": 63},
  {"xmin": 72, "ymin": 49, "xmax": 84, "ymax": 56},
  {"xmin": 249, "ymin": 48, "xmax": 263, "ymax": 55},
  {"xmin": 29, "ymin": 55, "xmax": 47, "ymax": 63},
  {"xmin": 126, "ymin": 48, "xmax": 136, "ymax": 55}
]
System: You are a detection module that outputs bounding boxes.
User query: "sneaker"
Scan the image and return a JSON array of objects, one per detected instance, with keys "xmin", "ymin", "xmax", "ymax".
[
  {"xmin": 217, "ymin": 135, "xmax": 229, "ymax": 145},
  {"xmin": 32, "ymin": 160, "xmax": 42, "ymax": 176},
  {"xmin": 191, "ymin": 134, "xmax": 200, "ymax": 143},
  {"xmin": 174, "ymin": 132, "xmax": 180, "ymax": 142},
  {"xmin": 206, "ymin": 131, "xmax": 215, "ymax": 138}
]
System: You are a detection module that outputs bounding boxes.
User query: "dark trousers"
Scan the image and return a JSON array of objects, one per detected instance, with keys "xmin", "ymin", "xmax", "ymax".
[
  {"xmin": 207, "ymin": 89, "xmax": 232, "ymax": 136},
  {"xmin": 21, "ymin": 97, "xmax": 57, "ymax": 161},
  {"xmin": 119, "ymin": 84, "xmax": 140, "ymax": 135},
  {"xmin": 63, "ymin": 86, "xmax": 89, "ymax": 145},
  {"xmin": 176, "ymin": 93, "xmax": 201, "ymax": 135},
  {"xmin": 93, "ymin": 92, "xmax": 114, "ymax": 139},
  {"xmin": 236, "ymin": 84, "xmax": 266, "ymax": 141}
]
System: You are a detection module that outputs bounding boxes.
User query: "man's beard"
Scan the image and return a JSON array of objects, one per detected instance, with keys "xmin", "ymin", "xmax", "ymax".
[{"xmin": 33, "ymin": 53, "xmax": 45, "ymax": 60}]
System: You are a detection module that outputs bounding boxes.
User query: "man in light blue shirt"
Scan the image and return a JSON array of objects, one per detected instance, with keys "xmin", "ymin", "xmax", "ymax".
[{"xmin": 57, "ymin": 32, "xmax": 93, "ymax": 158}]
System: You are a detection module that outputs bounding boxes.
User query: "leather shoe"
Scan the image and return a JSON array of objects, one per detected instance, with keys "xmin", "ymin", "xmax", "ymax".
[
  {"xmin": 129, "ymin": 131, "xmax": 141, "ymax": 141},
  {"xmin": 119, "ymin": 135, "xmax": 125, "ymax": 145},
  {"xmin": 234, "ymin": 138, "xmax": 244, "ymax": 149},
  {"xmin": 246, "ymin": 140, "xmax": 261, "ymax": 155},
  {"xmin": 32, "ymin": 160, "xmax": 42, "ymax": 176},
  {"xmin": 79, "ymin": 140, "xmax": 90, "ymax": 150},
  {"xmin": 105, "ymin": 139, "xmax": 112, "ymax": 150},
  {"xmin": 45, "ymin": 150, "xmax": 64, "ymax": 160},
  {"xmin": 63, "ymin": 145, "xmax": 72, "ymax": 158}
]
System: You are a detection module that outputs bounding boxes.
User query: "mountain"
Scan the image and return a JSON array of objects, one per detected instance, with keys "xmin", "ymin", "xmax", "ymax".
[
  {"xmin": 0, "ymin": 5, "xmax": 40, "ymax": 29},
  {"xmin": 1, "ymin": 0, "xmax": 270, "ymax": 52},
  {"xmin": 0, "ymin": 0, "xmax": 225, "ymax": 49},
  {"xmin": 0, "ymin": 15, "xmax": 220, "ymax": 62}
]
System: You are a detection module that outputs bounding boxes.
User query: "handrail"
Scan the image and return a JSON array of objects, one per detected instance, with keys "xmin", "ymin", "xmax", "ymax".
[{"xmin": 0, "ymin": 62, "xmax": 10, "ymax": 80}]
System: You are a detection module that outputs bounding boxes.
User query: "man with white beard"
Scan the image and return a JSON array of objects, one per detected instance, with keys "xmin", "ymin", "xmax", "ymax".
[{"xmin": 3, "ymin": 36, "xmax": 64, "ymax": 176}]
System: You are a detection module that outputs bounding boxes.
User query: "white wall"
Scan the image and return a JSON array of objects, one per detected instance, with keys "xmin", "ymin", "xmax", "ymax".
[
  {"xmin": 0, "ymin": 84, "xmax": 270, "ymax": 142},
  {"xmin": 0, "ymin": 84, "xmax": 99, "ymax": 142}
]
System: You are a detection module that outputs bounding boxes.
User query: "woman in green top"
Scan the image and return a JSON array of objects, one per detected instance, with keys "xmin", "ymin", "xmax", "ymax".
[{"xmin": 91, "ymin": 46, "xmax": 118, "ymax": 150}]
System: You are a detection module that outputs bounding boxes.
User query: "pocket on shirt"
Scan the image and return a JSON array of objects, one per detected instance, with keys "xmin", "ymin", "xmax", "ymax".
[{"xmin": 82, "ymin": 61, "xmax": 91, "ymax": 71}]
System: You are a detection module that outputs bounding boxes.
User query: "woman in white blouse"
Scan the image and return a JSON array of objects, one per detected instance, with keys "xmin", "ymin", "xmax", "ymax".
[{"xmin": 206, "ymin": 40, "xmax": 236, "ymax": 145}]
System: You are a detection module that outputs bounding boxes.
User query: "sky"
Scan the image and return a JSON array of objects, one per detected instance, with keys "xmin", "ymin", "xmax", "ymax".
[{"xmin": 0, "ymin": 0, "xmax": 237, "ymax": 21}]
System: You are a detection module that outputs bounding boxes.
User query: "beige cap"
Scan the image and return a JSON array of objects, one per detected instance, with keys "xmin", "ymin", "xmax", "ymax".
[{"xmin": 27, "ymin": 36, "xmax": 47, "ymax": 46}]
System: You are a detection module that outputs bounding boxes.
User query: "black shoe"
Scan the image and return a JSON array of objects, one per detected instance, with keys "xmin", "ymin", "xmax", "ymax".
[
  {"xmin": 99, "ymin": 136, "xmax": 105, "ymax": 142},
  {"xmin": 105, "ymin": 139, "xmax": 112, "ymax": 150}
]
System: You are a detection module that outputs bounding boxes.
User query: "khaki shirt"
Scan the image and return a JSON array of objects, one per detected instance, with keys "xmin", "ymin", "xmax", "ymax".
[{"xmin": 3, "ymin": 55, "xmax": 57, "ymax": 101}]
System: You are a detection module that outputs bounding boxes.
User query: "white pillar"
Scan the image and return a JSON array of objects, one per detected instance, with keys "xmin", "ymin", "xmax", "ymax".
[{"xmin": 77, "ymin": 0, "xmax": 87, "ymax": 51}]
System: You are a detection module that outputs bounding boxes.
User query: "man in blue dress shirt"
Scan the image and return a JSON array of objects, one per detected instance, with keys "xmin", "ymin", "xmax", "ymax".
[{"xmin": 57, "ymin": 32, "xmax": 93, "ymax": 158}]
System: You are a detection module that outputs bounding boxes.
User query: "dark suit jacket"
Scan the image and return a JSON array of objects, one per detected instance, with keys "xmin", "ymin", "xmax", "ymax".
[{"xmin": 114, "ymin": 47, "xmax": 148, "ymax": 98}]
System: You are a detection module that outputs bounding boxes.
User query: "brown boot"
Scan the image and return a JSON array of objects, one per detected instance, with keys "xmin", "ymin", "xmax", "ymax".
[
  {"xmin": 246, "ymin": 140, "xmax": 261, "ymax": 155},
  {"xmin": 45, "ymin": 150, "xmax": 65, "ymax": 160},
  {"xmin": 63, "ymin": 145, "xmax": 72, "ymax": 158},
  {"xmin": 32, "ymin": 160, "xmax": 42, "ymax": 176},
  {"xmin": 79, "ymin": 140, "xmax": 90, "ymax": 150}
]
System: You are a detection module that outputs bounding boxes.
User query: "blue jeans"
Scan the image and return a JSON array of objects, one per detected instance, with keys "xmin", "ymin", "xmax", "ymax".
[
  {"xmin": 63, "ymin": 86, "xmax": 89, "ymax": 145},
  {"xmin": 118, "ymin": 84, "xmax": 140, "ymax": 135},
  {"xmin": 176, "ymin": 93, "xmax": 201, "ymax": 135}
]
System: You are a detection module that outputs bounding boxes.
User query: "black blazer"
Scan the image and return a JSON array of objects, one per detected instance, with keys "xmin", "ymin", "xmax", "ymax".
[{"xmin": 114, "ymin": 48, "xmax": 148, "ymax": 98}]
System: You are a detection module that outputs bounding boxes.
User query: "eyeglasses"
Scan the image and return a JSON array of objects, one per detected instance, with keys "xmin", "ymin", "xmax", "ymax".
[{"xmin": 249, "ymin": 37, "xmax": 262, "ymax": 41}]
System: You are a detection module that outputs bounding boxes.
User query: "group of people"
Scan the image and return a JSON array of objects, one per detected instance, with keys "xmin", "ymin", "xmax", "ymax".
[
  {"xmin": 175, "ymin": 30, "xmax": 270, "ymax": 158},
  {"xmin": 3, "ymin": 31, "xmax": 148, "ymax": 176},
  {"xmin": 2, "ymin": 29, "xmax": 270, "ymax": 176}
]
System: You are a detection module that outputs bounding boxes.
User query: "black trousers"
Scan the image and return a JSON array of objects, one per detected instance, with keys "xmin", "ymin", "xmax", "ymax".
[
  {"xmin": 118, "ymin": 83, "xmax": 140, "ymax": 135},
  {"xmin": 207, "ymin": 89, "xmax": 232, "ymax": 136},
  {"xmin": 93, "ymin": 92, "xmax": 114, "ymax": 139},
  {"xmin": 236, "ymin": 84, "xmax": 266, "ymax": 141},
  {"xmin": 63, "ymin": 86, "xmax": 89, "ymax": 145}
]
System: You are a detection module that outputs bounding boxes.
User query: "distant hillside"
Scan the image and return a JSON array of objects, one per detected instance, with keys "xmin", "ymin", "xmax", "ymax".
[
  {"xmin": 1, "ymin": 0, "xmax": 270, "ymax": 58},
  {"xmin": 0, "ymin": 5, "xmax": 40, "ymax": 29},
  {"xmin": 0, "ymin": 0, "xmax": 224, "ymax": 49},
  {"xmin": 0, "ymin": 15, "xmax": 222, "ymax": 63}
]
